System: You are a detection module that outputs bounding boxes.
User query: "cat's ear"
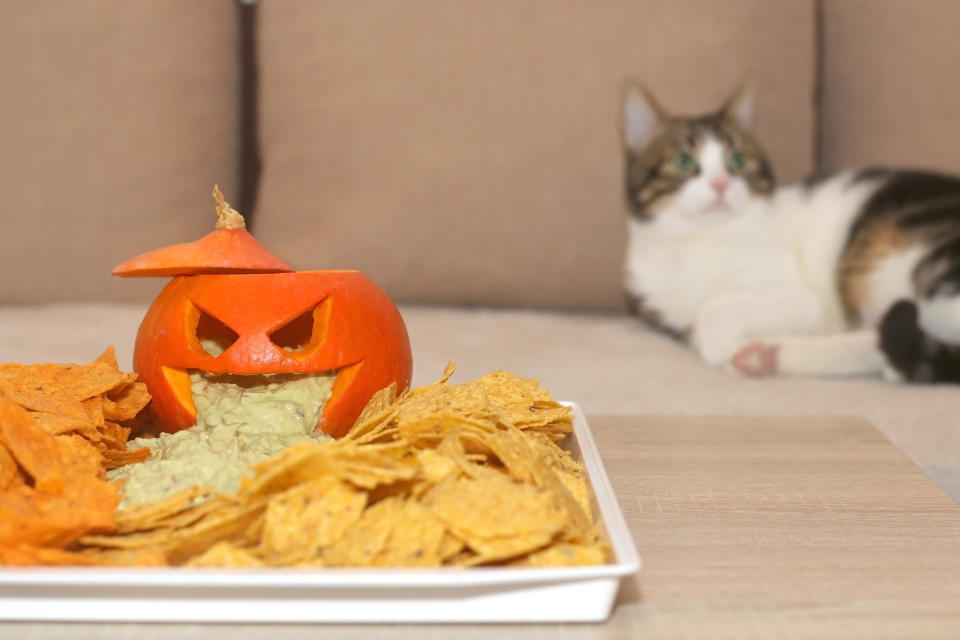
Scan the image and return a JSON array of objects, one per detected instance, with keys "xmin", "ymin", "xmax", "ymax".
[
  {"xmin": 622, "ymin": 80, "xmax": 666, "ymax": 152},
  {"xmin": 722, "ymin": 81, "xmax": 755, "ymax": 129}
]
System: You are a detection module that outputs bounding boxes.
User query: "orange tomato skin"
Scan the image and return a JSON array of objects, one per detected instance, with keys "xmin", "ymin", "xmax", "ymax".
[{"xmin": 133, "ymin": 270, "xmax": 412, "ymax": 438}]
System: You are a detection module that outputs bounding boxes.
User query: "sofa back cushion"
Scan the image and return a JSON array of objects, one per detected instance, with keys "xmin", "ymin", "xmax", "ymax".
[
  {"xmin": 821, "ymin": 0, "xmax": 960, "ymax": 174},
  {"xmin": 0, "ymin": 1, "xmax": 241, "ymax": 303},
  {"xmin": 254, "ymin": 0, "xmax": 816, "ymax": 309}
]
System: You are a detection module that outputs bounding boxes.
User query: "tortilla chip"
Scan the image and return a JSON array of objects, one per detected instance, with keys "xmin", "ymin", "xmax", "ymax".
[
  {"xmin": 371, "ymin": 499, "xmax": 447, "ymax": 567},
  {"xmin": 0, "ymin": 442, "xmax": 21, "ymax": 491},
  {"xmin": 96, "ymin": 421, "xmax": 134, "ymax": 451},
  {"xmin": 0, "ymin": 544, "xmax": 111, "ymax": 567},
  {"xmin": 186, "ymin": 541, "xmax": 263, "ymax": 568},
  {"xmin": 113, "ymin": 486, "xmax": 212, "ymax": 533},
  {"xmin": 259, "ymin": 476, "xmax": 366, "ymax": 564},
  {"xmin": 79, "ymin": 546, "xmax": 168, "ymax": 567},
  {"xmin": 103, "ymin": 381, "xmax": 151, "ymax": 422},
  {"xmin": 508, "ymin": 542, "xmax": 609, "ymax": 567},
  {"xmin": 0, "ymin": 391, "xmax": 69, "ymax": 493},
  {"xmin": 94, "ymin": 347, "xmax": 120, "ymax": 370},
  {"xmin": 0, "ymin": 475, "xmax": 117, "ymax": 548},
  {"xmin": 100, "ymin": 445, "xmax": 151, "ymax": 470},
  {"xmin": 321, "ymin": 497, "xmax": 406, "ymax": 567},
  {"xmin": 162, "ymin": 498, "xmax": 268, "ymax": 565},
  {"xmin": 0, "ymin": 361, "xmax": 130, "ymax": 414},
  {"xmin": 81, "ymin": 396, "xmax": 105, "ymax": 429},
  {"xmin": 424, "ymin": 474, "xmax": 565, "ymax": 558}
]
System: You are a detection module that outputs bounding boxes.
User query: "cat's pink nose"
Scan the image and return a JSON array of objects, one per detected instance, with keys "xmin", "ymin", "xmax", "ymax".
[{"xmin": 711, "ymin": 177, "xmax": 730, "ymax": 194}]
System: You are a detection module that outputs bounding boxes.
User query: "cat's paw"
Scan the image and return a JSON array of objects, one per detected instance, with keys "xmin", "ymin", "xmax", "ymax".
[
  {"xmin": 731, "ymin": 342, "xmax": 779, "ymax": 377},
  {"xmin": 694, "ymin": 335, "xmax": 738, "ymax": 368}
]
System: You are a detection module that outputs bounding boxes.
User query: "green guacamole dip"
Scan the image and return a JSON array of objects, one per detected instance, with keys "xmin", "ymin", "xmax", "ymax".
[{"xmin": 109, "ymin": 371, "xmax": 335, "ymax": 509}]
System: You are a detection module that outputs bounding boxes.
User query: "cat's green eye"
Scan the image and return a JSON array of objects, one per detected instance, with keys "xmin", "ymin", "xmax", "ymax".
[
  {"xmin": 728, "ymin": 151, "xmax": 747, "ymax": 173},
  {"xmin": 673, "ymin": 152, "xmax": 698, "ymax": 173}
]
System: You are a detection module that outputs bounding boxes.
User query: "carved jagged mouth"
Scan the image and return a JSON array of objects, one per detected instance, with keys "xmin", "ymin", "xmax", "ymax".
[
  {"xmin": 188, "ymin": 370, "xmax": 337, "ymax": 435},
  {"xmin": 161, "ymin": 366, "xmax": 339, "ymax": 435}
]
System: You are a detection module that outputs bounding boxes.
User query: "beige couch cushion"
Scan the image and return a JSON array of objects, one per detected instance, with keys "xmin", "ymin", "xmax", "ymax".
[
  {"xmin": 0, "ymin": 1, "xmax": 241, "ymax": 304},
  {"xmin": 254, "ymin": 1, "xmax": 816, "ymax": 310},
  {"xmin": 821, "ymin": 0, "xmax": 960, "ymax": 173}
]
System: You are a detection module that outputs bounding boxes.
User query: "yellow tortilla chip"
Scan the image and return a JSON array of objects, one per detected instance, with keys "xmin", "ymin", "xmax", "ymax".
[
  {"xmin": 259, "ymin": 476, "xmax": 366, "ymax": 564},
  {"xmin": 423, "ymin": 474, "xmax": 565, "ymax": 561},
  {"xmin": 186, "ymin": 541, "xmax": 263, "ymax": 568},
  {"xmin": 79, "ymin": 546, "xmax": 168, "ymax": 567},
  {"xmin": 113, "ymin": 486, "xmax": 212, "ymax": 533},
  {"xmin": 509, "ymin": 542, "xmax": 609, "ymax": 567},
  {"xmin": 371, "ymin": 499, "xmax": 446, "ymax": 567},
  {"xmin": 321, "ymin": 497, "xmax": 406, "ymax": 567},
  {"xmin": 163, "ymin": 498, "xmax": 268, "ymax": 565}
]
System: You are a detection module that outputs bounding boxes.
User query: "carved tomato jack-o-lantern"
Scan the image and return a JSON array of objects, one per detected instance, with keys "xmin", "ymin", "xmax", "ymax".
[{"xmin": 113, "ymin": 187, "xmax": 412, "ymax": 438}]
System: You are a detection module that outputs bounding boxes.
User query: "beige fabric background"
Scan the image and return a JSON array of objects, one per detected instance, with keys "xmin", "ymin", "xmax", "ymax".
[
  {"xmin": 0, "ymin": 1, "xmax": 240, "ymax": 304},
  {"xmin": 254, "ymin": 0, "xmax": 816, "ymax": 310},
  {"xmin": 820, "ymin": 0, "xmax": 960, "ymax": 174},
  {"xmin": 6, "ymin": 3, "xmax": 960, "ymax": 306}
]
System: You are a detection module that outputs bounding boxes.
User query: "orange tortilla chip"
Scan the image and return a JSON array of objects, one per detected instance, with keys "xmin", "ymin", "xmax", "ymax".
[
  {"xmin": 0, "ymin": 392, "xmax": 69, "ymax": 493},
  {"xmin": 0, "ymin": 376, "xmax": 86, "ymax": 418},
  {"xmin": 0, "ymin": 544, "xmax": 108, "ymax": 567},
  {"xmin": 0, "ymin": 442, "xmax": 21, "ymax": 491},
  {"xmin": 0, "ymin": 476, "xmax": 117, "ymax": 548},
  {"xmin": 82, "ymin": 396, "xmax": 106, "ymax": 429},
  {"xmin": 26, "ymin": 411, "xmax": 91, "ymax": 436},
  {"xmin": 0, "ymin": 360, "xmax": 132, "ymax": 414},
  {"xmin": 0, "ymin": 392, "xmax": 119, "ymax": 550},
  {"xmin": 0, "ymin": 350, "xmax": 151, "ymax": 564},
  {"xmin": 57, "ymin": 434, "xmax": 105, "ymax": 478},
  {"xmin": 0, "ymin": 543, "xmax": 166, "ymax": 567},
  {"xmin": 93, "ymin": 421, "xmax": 134, "ymax": 452},
  {"xmin": 103, "ymin": 381, "xmax": 150, "ymax": 422},
  {"xmin": 100, "ymin": 446, "xmax": 151, "ymax": 470},
  {"xmin": 94, "ymin": 347, "xmax": 119, "ymax": 370}
]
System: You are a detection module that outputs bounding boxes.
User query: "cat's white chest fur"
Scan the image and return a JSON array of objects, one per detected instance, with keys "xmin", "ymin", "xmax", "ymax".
[
  {"xmin": 625, "ymin": 206, "xmax": 796, "ymax": 330},
  {"xmin": 624, "ymin": 173, "xmax": 880, "ymax": 343}
]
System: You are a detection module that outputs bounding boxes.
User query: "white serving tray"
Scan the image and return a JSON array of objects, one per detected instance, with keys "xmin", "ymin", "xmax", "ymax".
[{"xmin": 0, "ymin": 404, "xmax": 640, "ymax": 623}]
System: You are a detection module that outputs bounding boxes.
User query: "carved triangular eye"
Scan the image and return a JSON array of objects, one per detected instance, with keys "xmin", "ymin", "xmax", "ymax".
[
  {"xmin": 269, "ymin": 299, "xmax": 330, "ymax": 359},
  {"xmin": 192, "ymin": 305, "xmax": 238, "ymax": 357},
  {"xmin": 270, "ymin": 308, "xmax": 314, "ymax": 352}
]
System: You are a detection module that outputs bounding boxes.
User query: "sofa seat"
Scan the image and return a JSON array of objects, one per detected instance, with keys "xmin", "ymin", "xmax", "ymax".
[{"xmin": 2, "ymin": 303, "xmax": 958, "ymax": 502}]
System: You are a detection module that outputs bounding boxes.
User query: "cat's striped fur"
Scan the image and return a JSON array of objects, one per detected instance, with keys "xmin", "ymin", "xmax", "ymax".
[{"xmin": 621, "ymin": 82, "xmax": 960, "ymax": 382}]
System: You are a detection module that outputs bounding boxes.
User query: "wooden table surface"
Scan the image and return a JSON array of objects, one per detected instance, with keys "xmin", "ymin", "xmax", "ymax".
[{"xmin": 5, "ymin": 415, "xmax": 960, "ymax": 639}]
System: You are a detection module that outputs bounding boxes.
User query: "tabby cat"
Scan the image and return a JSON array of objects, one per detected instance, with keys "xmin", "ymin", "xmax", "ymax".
[{"xmin": 621, "ymin": 81, "xmax": 960, "ymax": 382}]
